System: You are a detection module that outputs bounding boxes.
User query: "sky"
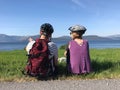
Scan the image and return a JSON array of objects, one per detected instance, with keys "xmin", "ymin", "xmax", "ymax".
[{"xmin": 0, "ymin": 0, "xmax": 120, "ymax": 37}]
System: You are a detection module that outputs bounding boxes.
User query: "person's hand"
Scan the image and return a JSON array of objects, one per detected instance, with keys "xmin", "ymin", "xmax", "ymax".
[
  {"xmin": 28, "ymin": 37, "xmax": 34, "ymax": 42},
  {"xmin": 64, "ymin": 51, "xmax": 67, "ymax": 56}
]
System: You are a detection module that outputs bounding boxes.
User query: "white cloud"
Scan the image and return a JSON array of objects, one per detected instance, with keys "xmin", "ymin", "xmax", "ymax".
[{"xmin": 71, "ymin": 0, "xmax": 86, "ymax": 8}]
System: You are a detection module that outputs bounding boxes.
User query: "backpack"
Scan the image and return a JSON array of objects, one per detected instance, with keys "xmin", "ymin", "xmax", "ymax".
[{"xmin": 25, "ymin": 38, "xmax": 50, "ymax": 77}]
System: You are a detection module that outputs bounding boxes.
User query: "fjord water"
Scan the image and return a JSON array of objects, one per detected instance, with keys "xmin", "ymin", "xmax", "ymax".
[{"xmin": 0, "ymin": 40, "xmax": 120, "ymax": 51}]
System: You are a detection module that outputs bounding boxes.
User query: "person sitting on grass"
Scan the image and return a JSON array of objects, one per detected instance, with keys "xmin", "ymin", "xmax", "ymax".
[
  {"xmin": 64, "ymin": 24, "xmax": 92, "ymax": 75},
  {"xmin": 24, "ymin": 23, "xmax": 58, "ymax": 77},
  {"xmin": 40, "ymin": 23, "xmax": 58, "ymax": 75}
]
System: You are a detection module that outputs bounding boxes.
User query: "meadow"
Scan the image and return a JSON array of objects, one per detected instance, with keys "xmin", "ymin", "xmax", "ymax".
[{"xmin": 0, "ymin": 48, "xmax": 120, "ymax": 82}]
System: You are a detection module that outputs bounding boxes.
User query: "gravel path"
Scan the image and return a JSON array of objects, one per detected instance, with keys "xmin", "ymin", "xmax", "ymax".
[{"xmin": 0, "ymin": 79, "xmax": 120, "ymax": 90}]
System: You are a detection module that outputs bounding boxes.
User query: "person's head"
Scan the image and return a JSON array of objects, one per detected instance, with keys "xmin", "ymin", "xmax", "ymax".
[
  {"xmin": 68, "ymin": 25, "xmax": 86, "ymax": 39},
  {"xmin": 40, "ymin": 23, "xmax": 54, "ymax": 40}
]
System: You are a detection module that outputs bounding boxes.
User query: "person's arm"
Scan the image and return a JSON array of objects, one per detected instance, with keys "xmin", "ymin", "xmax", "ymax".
[{"xmin": 64, "ymin": 43, "xmax": 70, "ymax": 56}]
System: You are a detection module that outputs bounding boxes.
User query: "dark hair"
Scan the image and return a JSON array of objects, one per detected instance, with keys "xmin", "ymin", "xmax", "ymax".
[{"xmin": 40, "ymin": 23, "xmax": 54, "ymax": 35}]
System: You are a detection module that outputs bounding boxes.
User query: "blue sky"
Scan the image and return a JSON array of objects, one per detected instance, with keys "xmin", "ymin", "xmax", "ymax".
[{"xmin": 0, "ymin": 0, "xmax": 120, "ymax": 37}]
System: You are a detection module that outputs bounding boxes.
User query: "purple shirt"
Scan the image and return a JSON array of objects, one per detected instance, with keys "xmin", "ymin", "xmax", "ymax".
[{"xmin": 69, "ymin": 40, "xmax": 92, "ymax": 74}]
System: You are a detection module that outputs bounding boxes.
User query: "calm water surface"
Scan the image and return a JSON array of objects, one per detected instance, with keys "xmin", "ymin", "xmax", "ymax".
[{"xmin": 0, "ymin": 40, "xmax": 120, "ymax": 51}]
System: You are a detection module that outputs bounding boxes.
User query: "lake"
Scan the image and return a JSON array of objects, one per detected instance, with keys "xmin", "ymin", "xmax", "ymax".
[{"xmin": 0, "ymin": 40, "xmax": 120, "ymax": 51}]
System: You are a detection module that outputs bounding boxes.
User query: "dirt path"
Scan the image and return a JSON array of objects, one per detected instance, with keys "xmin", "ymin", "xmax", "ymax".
[{"xmin": 0, "ymin": 79, "xmax": 120, "ymax": 90}]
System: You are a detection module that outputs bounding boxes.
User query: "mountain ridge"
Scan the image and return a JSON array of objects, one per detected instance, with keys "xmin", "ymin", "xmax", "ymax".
[{"xmin": 0, "ymin": 34, "xmax": 120, "ymax": 42}]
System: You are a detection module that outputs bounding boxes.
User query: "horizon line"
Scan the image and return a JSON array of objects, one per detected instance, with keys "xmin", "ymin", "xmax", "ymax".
[{"xmin": 0, "ymin": 33, "xmax": 120, "ymax": 38}]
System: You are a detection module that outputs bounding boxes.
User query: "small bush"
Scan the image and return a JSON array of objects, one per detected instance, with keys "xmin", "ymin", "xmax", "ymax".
[{"xmin": 59, "ymin": 44, "xmax": 67, "ymax": 49}]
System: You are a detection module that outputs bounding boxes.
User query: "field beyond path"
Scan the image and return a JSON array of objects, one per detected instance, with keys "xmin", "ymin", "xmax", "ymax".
[{"xmin": 0, "ymin": 48, "xmax": 120, "ymax": 81}]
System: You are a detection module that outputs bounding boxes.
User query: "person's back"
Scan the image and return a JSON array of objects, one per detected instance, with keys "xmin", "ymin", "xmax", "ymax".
[
  {"xmin": 48, "ymin": 41, "xmax": 58, "ymax": 73},
  {"xmin": 25, "ymin": 37, "xmax": 49, "ymax": 77},
  {"xmin": 69, "ymin": 39, "xmax": 91, "ymax": 74}
]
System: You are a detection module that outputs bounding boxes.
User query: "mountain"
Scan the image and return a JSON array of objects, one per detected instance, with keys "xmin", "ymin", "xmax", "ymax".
[
  {"xmin": 53, "ymin": 36, "xmax": 71, "ymax": 41},
  {"xmin": 0, "ymin": 34, "xmax": 29, "ymax": 42},
  {"xmin": 0, "ymin": 34, "xmax": 120, "ymax": 42},
  {"xmin": 83, "ymin": 35, "xmax": 112, "ymax": 41},
  {"xmin": 107, "ymin": 34, "xmax": 120, "ymax": 40}
]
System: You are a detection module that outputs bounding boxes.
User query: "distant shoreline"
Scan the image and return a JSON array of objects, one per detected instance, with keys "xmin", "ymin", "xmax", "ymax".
[{"xmin": 0, "ymin": 40, "xmax": 120, "ymax": 51}]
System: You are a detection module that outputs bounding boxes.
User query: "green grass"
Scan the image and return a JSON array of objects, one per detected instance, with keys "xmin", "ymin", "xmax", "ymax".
[
  {"xmin": 90, "ymin": 48, "xmax": 120, "ymax": 79},
  {"xmin": 0, "ymin": 48, "xmax": 120, "ymax": 81},
  {"xmin": 0, "ymin": 50, "xmax": 27, "ymax": 81}
]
